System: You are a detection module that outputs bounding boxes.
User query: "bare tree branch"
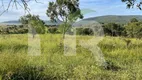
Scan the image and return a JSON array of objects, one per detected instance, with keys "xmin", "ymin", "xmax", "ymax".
[{"xmin": 0, "ymin": 0, "xmax": 42, "ymax": 15}]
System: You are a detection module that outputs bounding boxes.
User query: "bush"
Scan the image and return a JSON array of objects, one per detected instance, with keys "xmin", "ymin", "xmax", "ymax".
[
  {"xmin": 124, "ymin": 22, "xmax": 142, "ymax": 38},
  {"xmin": 0, "ymin": 25, "xmax": 28, "ymax": 34},
  {"xmin": 102, "ymin": 23, "xmax": 125, "ymax": 36},
  {"xmin": 48, "ymin": 27, "xmax": 58, "ymax": 34},
  {"xmin": 76, "ymin": 28, "xmax": 94, "ymax": 35}
]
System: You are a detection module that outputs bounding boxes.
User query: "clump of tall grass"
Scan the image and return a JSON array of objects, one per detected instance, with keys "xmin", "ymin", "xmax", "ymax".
[{"xmin": 0, "ymin": 34, "xmax": 142, "ymax": 80}]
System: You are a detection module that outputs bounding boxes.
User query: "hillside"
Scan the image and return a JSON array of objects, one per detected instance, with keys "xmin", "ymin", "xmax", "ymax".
[
  {"xmin": 83, "ymin": 15, "xmax": 142, "ymax": 24},
  {"xmin": 1, "ymin": 15, "xmax": 142, "ymax": 26},
  {"xmin": 0, "ymin": 20, "xmax": 62, "ymax": 26},
  {"xmin": 0, "ymin": 21, "xmax": 22, "ymax": 25}
]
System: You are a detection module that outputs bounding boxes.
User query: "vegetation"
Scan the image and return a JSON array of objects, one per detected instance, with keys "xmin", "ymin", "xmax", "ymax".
[
  {"xmin": 102, "ymin": 23, "xmax": 125, "ymax": 36},
  {"xmin": 20, "ymin": 14, "xmax": 45, "ymax": 38},
  {"xmin": 76, "ymin": 28, "xmax": 94, "ymax": 35},
  {"xmin": 0, "ymin": 0, "xmax": 142, "ymax": 80},
  {"xmin": 0, "ymin": 25, "xmax": 28, "ymax": 34},
  {"xmin": 122, "ymin": 0, "xmax": 142, "ymax": 10},
  {"xmin": 0, "ymin": 34, "xmax": 142, "ymax": 80},
  {"xmin": 130, "ymin": 18, "xmax": 139, "ymax": 23},
  {"xmin": 83, "ymin": 15, "xmax": 142, "ymax": 24},
  {"xmin": 46, "ymin": 0, "xmax": 83, "ymax": 38},
  {"xmin": 125, "ymin": 19, "xmax": 142, "ymax": 38},
  {"xmin": 1, "ymin": 18, "xmax": 142, "ymax": 39},
  {"xmin": 48, "ymin": 27, "xmax": 58, "ymax": 34}
]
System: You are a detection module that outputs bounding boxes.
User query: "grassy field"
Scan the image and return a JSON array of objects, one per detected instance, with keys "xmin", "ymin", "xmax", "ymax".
[{"xmin": 0, "ymin": 34, "xmax": 142, "ymax": 80}]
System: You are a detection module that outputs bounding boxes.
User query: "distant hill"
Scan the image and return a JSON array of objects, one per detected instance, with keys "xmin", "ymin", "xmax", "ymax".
[
  {"xmin": 82, "ymin": 15, "xmax": 142, "ymax": 24},
  {"xmin": 1, "ymin": 15, "xmax": 142, "ymax": 26},
  {"xmin": 0, "ymin": 20, "xmax": 62, "ymax": 26},
  {"xmin": 0, "ymin": 20, "xmax": 21, "ymax": 25},
  {"xmin": 2, "ymin": 20, "xmax": 20, "ymax": 24}
]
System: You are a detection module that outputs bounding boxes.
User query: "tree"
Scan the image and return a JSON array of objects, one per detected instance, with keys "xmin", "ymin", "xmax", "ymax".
[
  {"xmin": 122, "ymin": 0, "xmax": 142, "ymax": 10},
  {"xmin": 102, "ymin": 23, "xmax": 125, "ymax": 36},
  {"xmin": 125, "ymin": 20, "xmax": 142, "ymax": 38},
  {"xmin": 46, "ymin": 0, "xmax": 83, "ymax": 38},
  {"xmin": 130, "ymin": 18, "xmax": 138, "ymax": 23},
  {"xmin": 20, "ymin": 14, "xmax": 45, "ymax": 38}
]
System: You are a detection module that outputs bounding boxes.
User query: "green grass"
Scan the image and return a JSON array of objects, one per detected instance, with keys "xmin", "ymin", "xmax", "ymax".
[{"xmin": 0, "ymin": 34, "xmax": 142, "ymax": 80}]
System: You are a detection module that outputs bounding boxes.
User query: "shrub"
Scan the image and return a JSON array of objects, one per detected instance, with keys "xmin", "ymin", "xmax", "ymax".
[
  {"xmin": 0, "ymin": 26, "xmax": 28, "ymax": 34},
  {"xmin": 48, "ymin": 27, "xmax": 58, "ymax": 34},
  {"xmin": 102, "ymin": 23, "xmax": 125, "ymax": 36},
  {"xmin": 125, "ymin": 22, "xmax": 142, "ymax": 38},
  {"xmin": 76, "ymin": 28, "xmax": 94, "ymax": 35}
]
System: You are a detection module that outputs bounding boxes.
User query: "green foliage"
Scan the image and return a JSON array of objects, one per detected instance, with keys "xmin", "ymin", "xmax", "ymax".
[
  {"xmin": 122, "ymin": 0, "xmax": 142, "ymax": 10},
  {"xmin": 0, "ymin": 25, "xmax": 28, "ymax": 34},
  {"xmin": 46, "ymin": 0, "xmax": 83, "ymax": 22},
  {"xmin": 3, "ymin": 66, "xmax": 46, "ymax": 80},
  {"xmin": 130, "ymin": 18, "xmax": 138, "ymax": 23},
  {"xmin": 83, "ymin": 15, "xmax": 142, "ymax": 24},
  {"xmin": 102, "ymin": 23, "xmax": 125, "ymax": 36},
  {"xmin": 48, "ymin": 27, "xmax": 58, "ymax": 34},
  {"xmin": 76, "ymin": 28, "xmax": 94, "ymax": 35},
  {"xmin": 46, "ymin": 0, "xmax": 83, "ymax": 38},
  {"xmin": 20, "ymin": 14, "xmax": 45, "ymax": 34},
  {"xmin": 58, "ymin": 23, "xmax": 71, "ymax": 33},
  {"xmin": 125, "ymin": 21, "xmax": 142, "ymax": 38},
  {"xmin": 121, "ymin": 0, "xmax": 135, "ymax": 8}
]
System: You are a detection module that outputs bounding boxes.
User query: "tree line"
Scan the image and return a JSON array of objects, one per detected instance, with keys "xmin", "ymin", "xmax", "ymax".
[{"xmin": 1, "ymin": 18, "xmax": 142, "ymax": 39}]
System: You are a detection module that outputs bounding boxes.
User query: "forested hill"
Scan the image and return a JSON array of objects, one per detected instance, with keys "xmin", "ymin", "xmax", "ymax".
[
  {"xmin": 0, "ymin": 20, "xmax": 62, "ymax": 26},
  {"xmin": 83, "ymin": 15, "xmax": 142, "ymax": 24},
  {"xmin": 1, "ymin": 15, "xmax": 142, "ymax": 25}
]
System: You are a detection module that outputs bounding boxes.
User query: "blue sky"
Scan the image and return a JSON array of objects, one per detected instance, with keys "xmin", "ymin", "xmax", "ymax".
[{"xmin": 0, "ymin": 0, "xmax": 142, "ymax": 22}]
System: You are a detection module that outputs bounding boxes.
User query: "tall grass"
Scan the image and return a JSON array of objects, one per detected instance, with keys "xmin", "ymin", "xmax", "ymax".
[{"xmin": 0, "ymin": 34, "xmax": 142, "ymax": 80}]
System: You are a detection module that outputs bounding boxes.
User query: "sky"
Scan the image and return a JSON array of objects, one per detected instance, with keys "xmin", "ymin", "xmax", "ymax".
[{"xmin": 0, "ymin": 0, "xmax": 142, "ymax": 22}]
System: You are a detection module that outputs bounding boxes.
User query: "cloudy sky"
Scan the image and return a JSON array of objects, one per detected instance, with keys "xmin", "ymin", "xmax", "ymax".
[{"xmin": 0, "ymin": 0, "xmax": 142, "ymax": 22}]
